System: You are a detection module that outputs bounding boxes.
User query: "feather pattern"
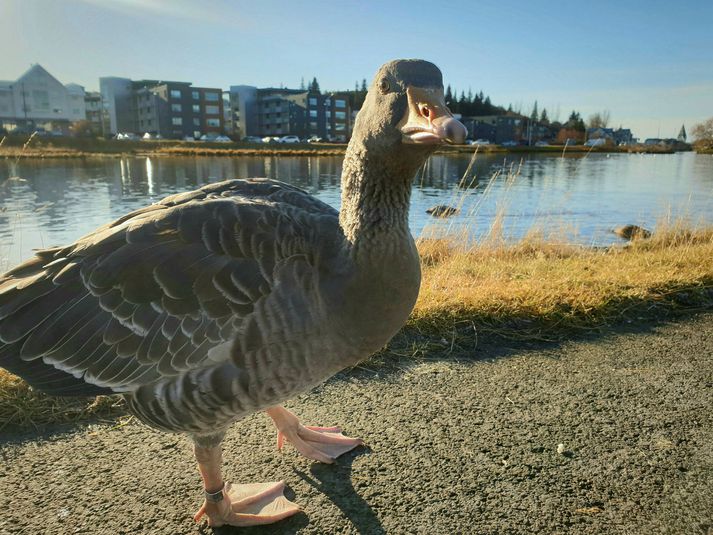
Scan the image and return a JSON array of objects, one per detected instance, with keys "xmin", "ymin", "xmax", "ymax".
[{"xmin": 0, "ymin": 179, "xmax": 355, "ymax": 429}]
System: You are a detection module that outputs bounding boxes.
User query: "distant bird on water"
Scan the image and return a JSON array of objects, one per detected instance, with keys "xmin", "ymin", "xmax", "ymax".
[
  {"xmin": 0, "ymin": 59, "xmax": 466, "ymax": 528},
  {"xmin": 613, "ymin": 224, "xmax": 652, "ymax": 241},
  {"xmin": 426, "ymin": 204, "xmax": 460, "ymax": 217}
]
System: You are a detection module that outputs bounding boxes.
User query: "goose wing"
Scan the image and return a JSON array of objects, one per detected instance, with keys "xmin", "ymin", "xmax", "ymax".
[{"xmin": 0, "ymin": 179, "xmax": 339, "ymax": 397}]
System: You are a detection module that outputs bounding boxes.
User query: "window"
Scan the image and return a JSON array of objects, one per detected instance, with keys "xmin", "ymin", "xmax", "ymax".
[
  {"xmin": 192, "ymin": 104, "xmax": 200, "ymax": 113},
  {"xmin": 170, "ymin": 89, "xmax": 182, "ymax": 99},
  {"xmin": 205, "ymin": 92, "xmax": 219, "ymax": 102},
  {"xmin": 205, "ymin": 105, "xmax": 219, "ymax": 115},
  {"xmin": 32, "ymin": 90, "xmax": 50, "ymax": 111},
  {"xmin": 336, "ymin": 123, "xmax": 346, "ymax": 131},
  {"xmin": 171, "ymin": 103, "xmax": 182, "ymax": 112},
  {"xmin": 192, "ymin": 91, "xmax": 200, "ymax": 100},
  {"xmin": 193, "ymin": 118, "xmax": 200, "ymax": 126},
  {"xmin": 335, "ymin": 99, "xmax": 346, "ymax": 108},
  {"xmin": 324, "ymin": 98, "xmax": 331, "ymax": 106},
  {"xmin": 308, "ymin": 98, "xmax": 317, "ymax": 106},
  {"xmin": 309, "ymin": 110, "xmax": 317, "ymax": 118},
  {"xmin": 172, "ymin": 117, "xmax": 183, "ymax": 125},
  {"xmin": 309, "ymin": 121, "xmax": 318, "ymax": 129},
  {"xmin": 207, "ymin": 118, "xmax": 220, "ymax": 127},
  {"xmin": 335, "ymin": 111, "xmax": 346, "ymax": 120}
]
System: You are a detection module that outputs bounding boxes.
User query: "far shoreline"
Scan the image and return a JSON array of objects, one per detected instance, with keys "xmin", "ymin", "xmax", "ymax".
[{"xmin": 0, "ymin": 135, "xmax": 685, "ymax": 159}]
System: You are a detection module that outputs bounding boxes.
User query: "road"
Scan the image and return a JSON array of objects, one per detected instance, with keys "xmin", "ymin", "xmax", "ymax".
[{"xmin": 1, "ymin": 314, "xmax": 712, "ymax": 534}]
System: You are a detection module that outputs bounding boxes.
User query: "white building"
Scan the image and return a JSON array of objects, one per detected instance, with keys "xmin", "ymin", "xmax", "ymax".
[{"xmin": 0, "ymin": 64, "xmax": 86, "ymax": 132}]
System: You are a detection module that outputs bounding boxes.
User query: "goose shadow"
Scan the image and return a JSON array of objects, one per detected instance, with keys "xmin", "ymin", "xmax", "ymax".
[{"xmin": 294, "ymin": 447, "xmax": 384, "ymax": 535}]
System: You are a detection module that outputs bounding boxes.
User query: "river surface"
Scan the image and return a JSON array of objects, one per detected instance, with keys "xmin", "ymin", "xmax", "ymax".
[{"xmin": 1, "ymin": 152, "xmax": 712, "ymax": 269}]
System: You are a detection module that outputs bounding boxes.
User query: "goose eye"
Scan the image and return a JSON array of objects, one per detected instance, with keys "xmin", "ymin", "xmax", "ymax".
[{"xmin": 379, "ymin": 79, "xmax": 391, "ymax": 94}]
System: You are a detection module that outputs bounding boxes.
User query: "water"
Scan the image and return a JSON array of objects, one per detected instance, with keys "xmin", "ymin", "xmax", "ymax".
[{"xmin": 1, "ymin": 152, "xmax": 712, "ymax": 269}]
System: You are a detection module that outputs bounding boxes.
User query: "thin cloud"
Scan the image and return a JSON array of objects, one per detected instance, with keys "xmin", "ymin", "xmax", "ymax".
[{"xmin": 75, "ymin": 0, "xmax": 244, "ymax": 28}]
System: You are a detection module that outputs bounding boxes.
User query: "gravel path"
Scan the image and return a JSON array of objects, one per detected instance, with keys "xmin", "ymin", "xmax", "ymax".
[{"xmin": 1, "ymin": 314, "xmax": 712, "ymax": 535}]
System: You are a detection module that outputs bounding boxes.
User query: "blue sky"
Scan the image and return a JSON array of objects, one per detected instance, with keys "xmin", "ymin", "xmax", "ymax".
[{"xmin": 2, "ymin": 0, "xmax": 712, "ymax": 139}]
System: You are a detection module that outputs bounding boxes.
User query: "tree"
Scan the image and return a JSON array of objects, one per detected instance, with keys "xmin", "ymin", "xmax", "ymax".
[
  {"xmin": 566, "ymin": 111, "xmax": 586, "ymax": 132},
  {"xmin": 691, "ymin": 117, "xmax": 713, "ymax": 151},
  {"xmin": 70, "ymin": 120, "xmax": 94, "ymax": 137},
  {"xmin": 540, "ymin": 108, "xmax": 549, "ymax": 124},
  {"xmin": 300, "ymin": 77, "xmax": 306, "ymax": 91},
  {"xmin": 360, "ymin": 79, "xmax": 367, "ymax": 92},
  {"xmin": 445, "ymin": 85, "xmax": 453, "ymax": 108},
  {"xmin": 587, "ymin": 110, "xmax": 611, "ymax": 129},
  {"xmin": 678, "ymin": 124, "xmax": 687, "ymax": 142},
  {"xmin": 309, "ymin": 77, "xmax": 320, "ymax": 93},
  {"xmin": 530, "ymin": 101, "xmax": 539, "ymax": 123}
]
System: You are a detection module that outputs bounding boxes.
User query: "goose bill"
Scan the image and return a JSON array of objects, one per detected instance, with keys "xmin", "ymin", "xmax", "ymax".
[{"xmin": 399, "ymin": 86, "xmax": 467, "ymax": 145}]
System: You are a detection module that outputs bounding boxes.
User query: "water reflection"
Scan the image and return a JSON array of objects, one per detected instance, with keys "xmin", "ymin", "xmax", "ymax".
[{"xmin": 1, "ymin": 152, "xmax": 712, "ymax": 269}]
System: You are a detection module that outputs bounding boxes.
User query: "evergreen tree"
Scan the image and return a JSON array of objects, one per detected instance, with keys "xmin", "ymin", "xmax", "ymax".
[
  {"xmin": 540, "ymin": 108, "xmax": 549, "ymax": 124},
  {"xmin": 360, "ymin": 79, "xmax": 367, "ymax": 92},
  {"xmin": 678, "ymin": 124, "xmax": 687, "ymax": 142},
  {"xmin": 300, "ymin": 77, "xmax": 305, "ymax": 91},
  {"xmin": 310, "ymin": 77, "xmax": 320, "ymax": 93},
  {"xmin": 507, "ymin": 104, "xmax": 513, "ymax": 113},
  {"xmin": 445, "ymin": 85, "xmax": 453, "ymax": 108},
  {"xmin": 530, "ymin": 101, "xmax": 539, "ymax": 122},
  {"xmin": 484, "ymin": 96, "xmax": 492, "ymax": 114}
]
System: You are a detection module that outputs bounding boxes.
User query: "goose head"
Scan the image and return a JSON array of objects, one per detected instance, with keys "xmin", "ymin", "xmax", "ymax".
[{"xmin": 350, "ymin": 59, "xmax": 467, "ymax": 171}]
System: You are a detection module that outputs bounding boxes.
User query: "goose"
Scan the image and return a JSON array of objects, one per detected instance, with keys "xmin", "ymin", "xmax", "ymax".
[
  {"xmin": 0, "ymin": 59, "xmax": 466, "ymax": 528},
  {"xmin": 612, "ymin": 224, "xmax": 651, "ymax": 241},
  {"xmin": 426, "ymin": 204, "xmax": 460, "ymax": 217}
]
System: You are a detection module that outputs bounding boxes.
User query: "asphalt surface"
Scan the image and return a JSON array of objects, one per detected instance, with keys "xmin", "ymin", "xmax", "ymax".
[{"xmin": 1, "ymin": 314, "xmax": 712, "ymax": 535}]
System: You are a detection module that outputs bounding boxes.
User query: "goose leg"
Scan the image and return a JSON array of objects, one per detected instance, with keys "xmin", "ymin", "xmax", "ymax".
[
  {"xmin": 192, "ymin": 436, "xmax": 300, "ymax": 527},
  {"xmin": 266, "ymin": 406, "xmax": 364, "ymax": 463}
]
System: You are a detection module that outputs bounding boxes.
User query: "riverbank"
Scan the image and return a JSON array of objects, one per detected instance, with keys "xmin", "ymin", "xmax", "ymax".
[
  {"xmin": 1, "ymin": 225, "xmax": 712, "ymax": 430},
  {"xmin": 0, "ymin": 134, "xmax": 676, "ymax": 159}
]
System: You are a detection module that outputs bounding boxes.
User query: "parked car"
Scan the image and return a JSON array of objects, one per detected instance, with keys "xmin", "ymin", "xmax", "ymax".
[
  {"xmin": 307, "ymin": 136, "xmax": 324, "ymax": 143},
  {"xmin": 116, "ymin": 132, "xmax": 140, "ymax": 141},
  {"xmin": 584, "ymin": 138, "xmax": 606, "ymax": 147},
  {"xmin": 279, "ymin": 135, "xmax": 300, "ymax": 144},
  {"xmin": 469, "ymin": 139, "xmax": 491, "ymax": 146},
  {"xmin": 535, "ymin": 140, "xmax": 550, "ymax": 147},
  {"xmin": 183, "ymin": 135, "xmax": 195, "ymax": 142},
  {"xmin": 242, "ymin": 136, "xmax": 263, "ymax": 143},
  {"xmin": 262, "ymin": 136, "xmax": 280, "ymax": 143},
  {"xmin": 500, "ymin": 140, "xmax": 517, "ymax": 147},
  {"xmin": 200, "ymin": 133, "xmax": 219, "ymax": 142},
  {"xmin": 215, "ymin": 135, "xmax": 232, "ymax": 143}
]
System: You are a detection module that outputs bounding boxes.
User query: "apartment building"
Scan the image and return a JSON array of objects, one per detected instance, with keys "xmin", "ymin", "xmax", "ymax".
[
  {"xmin": 0, "ymin": 64, "xmax": 85, "ymax": 132},
  {"xmin": 228, "ymin": 85, "xmax": 351, "ymax": 140},
  {"xmin": 100, "ymin": 77, "xmax": 224, "ymax": 138},
  {"xmin": 84, "ymin": 91, "xmax": 103, "ymax": 134}
]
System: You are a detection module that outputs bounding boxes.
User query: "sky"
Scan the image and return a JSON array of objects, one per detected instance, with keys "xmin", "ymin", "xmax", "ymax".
[{"xmin": 1, "ymin": 0, "xmax": 712, "ymax": 139}]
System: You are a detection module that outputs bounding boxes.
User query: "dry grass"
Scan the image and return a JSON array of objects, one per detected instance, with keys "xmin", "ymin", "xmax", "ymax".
[
  {"xmin": 0, "ymin": 372, "xmax": 126, "ymax": 431},
  {"xmin": 412, "ymin": 223, "xmax": 713, "ymax": 341}
]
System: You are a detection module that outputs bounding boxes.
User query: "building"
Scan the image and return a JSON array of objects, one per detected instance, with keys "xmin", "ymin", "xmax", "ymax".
[
  {"xmin": 100, "ymin": 77, "xmax": 224, "ymax": 138},
  {"xmin": 84, "ymin": 91, "xmax": 103, "ymax": 134},
  {"xmin": 228, "ymin": 85, "xmax": 351, "ymax": 140},
  {"xmin": 461, "ymin": 114, "xmax": 525, "ymax": 144},
  {"xmin": 305, "ymin": 92, "xmax": 351, "ymax": 141},
  {"xmin": 99, "ymin": 77, "xmax": 134, "ymax": 135},
  {"xmin": 228, "ymin": 85, "xmax": 259, "ymax": 139},
  {"xmin": 256, "ymin": 88, "xmax": 307, "ymax": 138},
  {"xmin": 0, "ymin": 64, "xmax": 85, "ymax": 133}
]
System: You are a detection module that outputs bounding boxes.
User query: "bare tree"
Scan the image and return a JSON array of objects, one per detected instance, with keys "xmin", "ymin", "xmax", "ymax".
[
  {"xmin": 691, "ymin": 117, "xmax": 713, "ymax": 151},
  {"xmin": 587, "ymin": 110, "xmax": 611, "ymax": 129}
]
